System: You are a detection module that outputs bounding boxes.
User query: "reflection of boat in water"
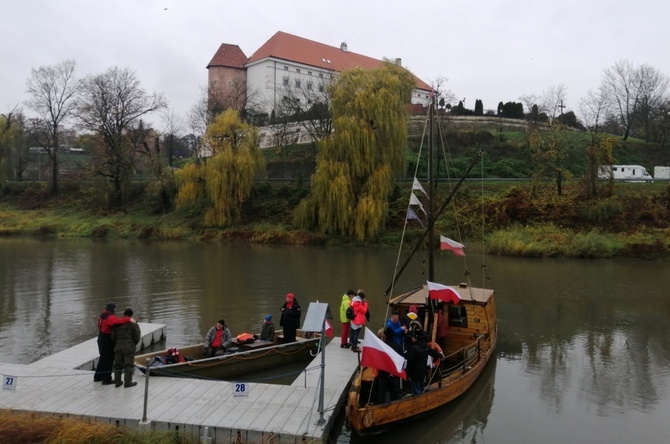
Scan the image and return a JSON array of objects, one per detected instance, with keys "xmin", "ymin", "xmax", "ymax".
[
  {"xmin": 349, "ymin": 358, "xmax": 497, "ymax": 443},
  {"xmin": 134, "ymin": 330, "xmax": 319, "ymax": 380},
  {"xmin": 345, "ymin": 95, "xmax": 497, "ymax": 435}
]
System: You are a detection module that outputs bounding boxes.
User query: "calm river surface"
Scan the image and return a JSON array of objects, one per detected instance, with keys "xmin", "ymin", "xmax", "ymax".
[{"xmin": 1, "ymin": 238, "xmax": 669, "ymax": 443}]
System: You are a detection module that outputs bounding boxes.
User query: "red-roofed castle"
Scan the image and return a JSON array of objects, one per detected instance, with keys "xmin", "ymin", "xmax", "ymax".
[{"xmin": 207, "ymin": 31, "xmax": 432, "ymax": 117}]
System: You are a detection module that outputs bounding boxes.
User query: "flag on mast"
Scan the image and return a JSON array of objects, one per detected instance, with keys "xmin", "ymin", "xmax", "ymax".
[
  {"xmin": 324, "ymin": 320, "xmax": 333, "ymax": 338},
  {"xmin": 361, "ymin": 327, "xmax": 407, "ymax": 379},
  {"xmin": 412, "ymin": 177, "xmax": 428, "ymax": 197},
  {"xmin": 427, "ymin": 281, "xmax": 462, "ymax": 304},
  {"xmin": 406, "ymin": 207, "xmax": 424, "ymax": 226},
  {"xmin": 440, "ymin": 235, "xmax": 465, "ymax": 256},
  {"xmin": 409, "ymin": 193, "xmax": 426, "ymax": 215}
]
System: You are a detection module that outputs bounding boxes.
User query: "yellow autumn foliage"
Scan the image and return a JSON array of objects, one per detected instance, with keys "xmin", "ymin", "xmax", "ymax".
[{"xmin": 294, "ymin": 62, "xmax": 415, "ymax": 239}]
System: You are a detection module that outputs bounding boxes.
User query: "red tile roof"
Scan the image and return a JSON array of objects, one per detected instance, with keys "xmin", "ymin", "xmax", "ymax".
[
  {"xmin": 207, "ymin": 43, "xmax": 248, "ymax": 69},
  {"xmin": 246, "ymin": 31, "xmax": 431, "ymax": 91}
]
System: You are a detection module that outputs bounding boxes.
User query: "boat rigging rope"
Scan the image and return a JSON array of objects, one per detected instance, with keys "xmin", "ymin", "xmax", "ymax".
[{"xmin": 386, "ymin": 107, "xmax": 430, "ymax": 320}]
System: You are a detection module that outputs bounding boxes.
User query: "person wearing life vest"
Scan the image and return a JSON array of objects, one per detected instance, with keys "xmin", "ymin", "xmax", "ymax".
[
  {"xmin": 95, "ymin": 302, "xmax": 135, "ymax": 385},
  {"xmin": 204, "ymin": 319, "xmax": 232, "ymax": 357},
  {"xmin": 339, "ymin": 290, "xmax": 355, "ymax": 348}
]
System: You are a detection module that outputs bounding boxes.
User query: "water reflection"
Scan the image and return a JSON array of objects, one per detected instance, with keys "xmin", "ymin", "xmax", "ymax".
[{"xmin": 1, "ymin": 238, "xmax": 670, "ymax": 443}]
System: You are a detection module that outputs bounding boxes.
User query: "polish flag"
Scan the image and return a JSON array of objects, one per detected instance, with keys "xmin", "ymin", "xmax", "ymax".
[
  {"xmin": 361, "ymin": 327, "xmax": 406, "ymax": 380},
  {"xmin": 427, "ymin": 281, "xmax": 462, "ymax": 304},
  {"xmin": 440, "ymin": 235, "xmax": 465, "ymax": 256},
  {"xmin": 324, "ymin": 320, "xmax": 333, "ymax": 338}
]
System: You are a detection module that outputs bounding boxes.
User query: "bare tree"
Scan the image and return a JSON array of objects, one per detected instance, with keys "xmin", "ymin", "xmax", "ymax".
[
  {"xmin": 579, "ymin": 89, "xmax": 617, "ymax": 198},
  {"xmin": 24, "ymin": 59, "xmax": 79, "ymax": 193},
  {"xmin": 601, "ymin": 59, "xmax": 642, "ymax": 141},
  {"xmin": 541, "ymin": 84, "xmax": 569, "ymax": 120},
  {"xmin": 160, "ymin": 108, "xmax": 184, "ymax": 167},
  {"xmin": 431, "ymin": 76, "xmax": 457, "ymax": 109},
  {"xmin": 276, "ymin": 75, "xmax": 333, "ymax": 143},
  {"xmin": 77, "ymin": 67, "xmax": 166, "ymax": 206},
  {"xmin": 636, "ymin": 64, "xmax": 669, "ymax": 142}
]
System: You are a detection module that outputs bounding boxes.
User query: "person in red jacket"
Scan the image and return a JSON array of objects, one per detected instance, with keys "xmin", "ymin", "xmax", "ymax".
[
  {"xmin": 94, "ymin": 302, "xmax": 135, "ymax": 384},
  {"xmin": 349, "ymin": 290, "xmax": 369, "ymax": 353}
]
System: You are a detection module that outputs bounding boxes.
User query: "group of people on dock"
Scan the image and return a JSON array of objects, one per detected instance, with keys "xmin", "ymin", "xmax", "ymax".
[
  {"xmin": 339, "ymin": 289, "xmax": 371, "ymax": 352},
  {"xmin": 94, "ymin": 302, "xmax": 141, "ymax": 388}
]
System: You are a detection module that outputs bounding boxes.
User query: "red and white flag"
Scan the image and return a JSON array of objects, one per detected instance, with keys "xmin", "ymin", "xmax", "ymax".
[
  {"xmin": 361, "ymin": 327, "xmax": 406, "ymax": 380},
  {"xmin": 427, "ymin": 281, "xmax": 462, "ymax": 304},
  {"xmin": 440, "ymin": 235, "xmax": 465, "ymax": 256},
  {"xmin": 324, "ymin": 320, "xmax": 333, "ymax": 338}
]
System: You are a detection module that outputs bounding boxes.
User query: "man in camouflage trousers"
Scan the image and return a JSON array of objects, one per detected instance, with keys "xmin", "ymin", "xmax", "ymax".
[{"xmin": 111, "ymin": 308, "xmax": 141, "ymax": 388}]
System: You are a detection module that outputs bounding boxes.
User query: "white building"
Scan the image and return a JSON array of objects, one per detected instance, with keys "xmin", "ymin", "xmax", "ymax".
[{"xmin": 207, "ymin": 31, "xmax": 432, "ymax": 118}]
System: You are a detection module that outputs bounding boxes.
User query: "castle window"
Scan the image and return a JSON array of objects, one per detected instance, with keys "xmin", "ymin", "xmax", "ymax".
[
  {"xmin": 307, "ymin": 82, "xmax": 313, "ymax": 91},
  {"xmin": 283, "ymin": 66, "xmax": 288, "ymax": 70},
  {"xmin": 308, "ymin": 71, "xmax": 312, "ymax": 76},
  {"xmin": 296, "ymin": 68, "xmax": 301, "ymax": 73},
  {"xmin": 295, "ymin": 79, "xmax": 301, "ymax": 88}
]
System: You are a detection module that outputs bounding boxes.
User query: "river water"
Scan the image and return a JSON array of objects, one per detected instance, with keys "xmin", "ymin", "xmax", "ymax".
[{"xmin": 1, "ymin": 238, "xmax": 669, "ymax": 443}]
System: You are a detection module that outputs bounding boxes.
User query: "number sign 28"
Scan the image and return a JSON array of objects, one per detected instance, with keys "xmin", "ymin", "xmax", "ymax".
[{"xmin": 233, "ymin": 382, "xmax": 249, "ymax": 397}]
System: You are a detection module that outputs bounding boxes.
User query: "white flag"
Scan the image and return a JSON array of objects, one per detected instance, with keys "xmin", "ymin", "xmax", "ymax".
[
  {"xmin": 409, "ymin": 193, "xmax": 426, "ymax": 215},
  {"xmin": 412, "ymin": 177, "xmax": 428, "ymax": 197}
]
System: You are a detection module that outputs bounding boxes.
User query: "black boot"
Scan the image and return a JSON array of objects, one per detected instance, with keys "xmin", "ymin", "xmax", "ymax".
[
  {"xmin": 124, "ymin": 370, "xmax": 137, "ymax": 388},
  {"xmin": 114, "ymin": 371, "xmax": 123, "ymax": 388}
]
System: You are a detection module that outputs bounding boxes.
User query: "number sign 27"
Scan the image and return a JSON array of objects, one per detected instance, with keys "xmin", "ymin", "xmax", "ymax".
[{"xmin": 3, "ymin": 375, "xmax": 17, "ymax": 390}]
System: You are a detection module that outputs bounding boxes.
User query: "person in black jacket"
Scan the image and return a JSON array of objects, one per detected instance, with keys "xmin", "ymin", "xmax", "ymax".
[
  {"xmin": 279, "ymin": 293, "xmax": 301, "ymax": 343},
  {"xmin": 405, "ymin": 330, "xmax": 442, "ymax": 395}
]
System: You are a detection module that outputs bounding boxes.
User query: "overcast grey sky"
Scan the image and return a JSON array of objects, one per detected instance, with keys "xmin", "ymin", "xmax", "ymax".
[{"xmin": 2, "ymin": 0, "xmax": 669, "ymax": 128}]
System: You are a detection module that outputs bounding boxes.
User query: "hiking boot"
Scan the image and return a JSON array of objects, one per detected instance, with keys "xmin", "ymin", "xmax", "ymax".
[
  {"xmin": 123, "ymin": 370, "xmax": 137, "ymax": 387},
  {"xmin": 114, "ymin": 371, "xmax": 123, "ymax": 388},
  {"xmin": 101, "ymin": 379, "xmax": 114, "ymax": 385}
]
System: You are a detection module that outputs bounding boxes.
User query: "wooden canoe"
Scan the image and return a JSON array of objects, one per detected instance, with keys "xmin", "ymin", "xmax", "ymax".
[{"xmin": 134, "ymin": 331, "xmax": 320, "ymax": 381}]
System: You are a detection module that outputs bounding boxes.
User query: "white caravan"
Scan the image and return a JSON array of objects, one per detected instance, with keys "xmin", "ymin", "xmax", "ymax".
[
  {"xmin": 598, "ymin": 165, "xmax": 653, "ymax": 182},
  {"xmin": 653, "ymin": 166, "xmax": 669, "ymax": 181}
]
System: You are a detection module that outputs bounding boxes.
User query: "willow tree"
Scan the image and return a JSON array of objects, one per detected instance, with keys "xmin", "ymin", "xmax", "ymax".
[
  {"xmin": 294, "ymin": 62, "xmax": 415, "ymax": 240},
  {"xmin": 176, "ymin": 109, "xmax": 264, "ymax": 226}
]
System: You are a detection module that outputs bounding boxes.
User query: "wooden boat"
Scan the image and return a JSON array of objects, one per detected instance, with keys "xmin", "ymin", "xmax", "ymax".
[
  {"xmin": 134, "ymin": 330, "xmax": 319, "ymax": 380},
  {"xmin": 345, "ymin": 96, "xmax": 497, "ymax": 434}
]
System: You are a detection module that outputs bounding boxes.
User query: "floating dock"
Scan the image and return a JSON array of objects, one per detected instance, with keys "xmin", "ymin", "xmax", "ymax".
[{"xmin": 0, "ymin": 325, "xmax": 359, "ymax": 444}]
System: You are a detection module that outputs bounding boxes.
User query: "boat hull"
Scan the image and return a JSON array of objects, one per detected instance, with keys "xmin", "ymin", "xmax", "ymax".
[
  {"xmin": 135, "ymin": 335, "xmax": 319, "ymax": 381},
  {"xmin": 347, "ymin": 288, "xmax": 497, "ymax": 434}
]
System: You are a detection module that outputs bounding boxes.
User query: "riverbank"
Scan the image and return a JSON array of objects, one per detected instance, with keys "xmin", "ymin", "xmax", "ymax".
[
  {"xmin": 0, "ymin": 410, "xmax": 196, "ymax": 444},
  {"xmin": 1, "ymin": 180, "xmax": 669, "ymax": 259}
]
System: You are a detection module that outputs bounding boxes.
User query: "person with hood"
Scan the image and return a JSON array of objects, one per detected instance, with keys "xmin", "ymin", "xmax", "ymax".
[
  {"xmin": 339, "ymin": 289, "xmax": 355, "ymax": 348},
  {"xmin": 204, "ymin": 319, "xmax": 232, "ymax": 357},
  {"xmin": 349, "ymin": 290, "xmax": 368, "ymax": 353},
  {"xmin": 280, "ymin": 293, "xmax": 301, "ymax": 343},
  {"xmin": 95, "ymin": 302, "xmax": 135, "ymax": 385},
  {"xmin": 111, "ymin": 308, "xmax": 141, "ymax": 388},
  {"xmin": 260, "ymin": 314, "xmax": 275, "ymax": 342}
]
